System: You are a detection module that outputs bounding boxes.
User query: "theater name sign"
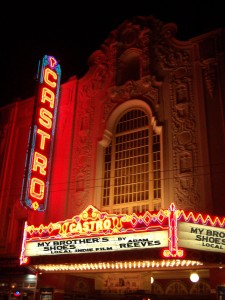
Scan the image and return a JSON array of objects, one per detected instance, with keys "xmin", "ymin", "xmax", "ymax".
[
  {"xmin": 20, "ymin": 203, "xmax": 225, "ymax": 264},
  {"xmin": 20, "ymin": 55, "xmax": 61, "ymax": 212}
]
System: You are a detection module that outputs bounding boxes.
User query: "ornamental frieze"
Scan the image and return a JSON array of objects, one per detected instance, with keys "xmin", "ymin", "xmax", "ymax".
[{"xmin": 108, "ymin": 75, "xmax": 161, "ymax": 104}]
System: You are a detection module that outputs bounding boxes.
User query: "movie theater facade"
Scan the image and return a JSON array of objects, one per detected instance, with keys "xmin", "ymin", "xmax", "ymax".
[{"xmin": 0, "ymin": 16, "xmax": 225, "ymax": 300}]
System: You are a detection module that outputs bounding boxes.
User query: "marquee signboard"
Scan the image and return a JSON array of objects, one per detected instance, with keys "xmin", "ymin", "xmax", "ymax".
[
  {"xmin": 20, "ymin": 55, "xmax": 61, "ymax": 212},
  {"xmin": 178, "ymin": 218, "xmax": 225, "ymax": 252},
  {"xmin": 20, "ymin": 204, "xmax": 170, "ymax": 264},
  {"xmin": 20, "ymin": 203, "xmax": 225, "ymax": 265}
]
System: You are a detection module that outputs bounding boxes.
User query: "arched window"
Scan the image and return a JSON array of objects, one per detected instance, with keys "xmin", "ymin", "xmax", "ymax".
[{"xmin": 99, "ymin": 106, "xmax": 162, "ymax": 214}]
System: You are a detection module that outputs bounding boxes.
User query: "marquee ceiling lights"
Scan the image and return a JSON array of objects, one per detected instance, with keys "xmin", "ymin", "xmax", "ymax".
[{"xmin": 34, "ymin": 259, "xmax": 203, "ymax": 272}]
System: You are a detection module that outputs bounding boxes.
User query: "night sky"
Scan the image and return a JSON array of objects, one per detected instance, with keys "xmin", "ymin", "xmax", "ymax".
[{"xmin": 0, "ymin": 0, "xmax": 224, "ymax": 107}]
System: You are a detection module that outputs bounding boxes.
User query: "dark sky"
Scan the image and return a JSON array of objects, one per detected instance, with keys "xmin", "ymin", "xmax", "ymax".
[{"xmin": 0, "ymin": 0, "xmax": 224, "ymax": 107}]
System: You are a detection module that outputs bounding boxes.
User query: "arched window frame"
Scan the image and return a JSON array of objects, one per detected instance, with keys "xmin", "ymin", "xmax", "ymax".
[{"xmin": 94, "ymin": 100, "xmax": 163, "ymax": 213}]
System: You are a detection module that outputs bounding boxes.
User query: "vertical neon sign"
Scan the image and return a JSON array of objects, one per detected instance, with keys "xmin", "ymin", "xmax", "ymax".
[{"xmin": 21, "ymin": 55, "xmax": 61, "ymax": 211}]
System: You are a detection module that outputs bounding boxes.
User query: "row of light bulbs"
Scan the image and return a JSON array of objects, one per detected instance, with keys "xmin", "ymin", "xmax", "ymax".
[{"xmin": 35, "ymin": 259, "xmax": 203, "ymax": 272}]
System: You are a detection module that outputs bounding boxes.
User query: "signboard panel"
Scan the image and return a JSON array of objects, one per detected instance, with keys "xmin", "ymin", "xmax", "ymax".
[
  {"xmin": 178, "ymin": 222, "xmax": 225, "ymax": 253},
  {"xmin": 24, "ymin": 230, "xmax": 168, "ymax": 256}
]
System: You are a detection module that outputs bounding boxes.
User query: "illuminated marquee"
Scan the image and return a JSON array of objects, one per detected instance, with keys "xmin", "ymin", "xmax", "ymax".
[
  {"xmin": 20, "ymin": 55, "xmax": 61, "ymax": 211},
  {"xmin": 20, "ymin": 204, "xmax": 225, "ymax": 265},
  {"xmin": 20, "ymin": 205, "xmax": 169, "ymax": 263}
]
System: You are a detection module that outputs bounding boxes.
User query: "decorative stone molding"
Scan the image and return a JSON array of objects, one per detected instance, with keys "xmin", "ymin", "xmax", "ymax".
[
  {"xmin": 202, "ymin": 58, "xmax": 217, "ymax": 98},
  {"xmin": 109, "ymin": 75, "xmax": 161, "ymax": 103},
  {"xmin": 170, "ymin": 68, "xmax": 200, "ymax": 210}
]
